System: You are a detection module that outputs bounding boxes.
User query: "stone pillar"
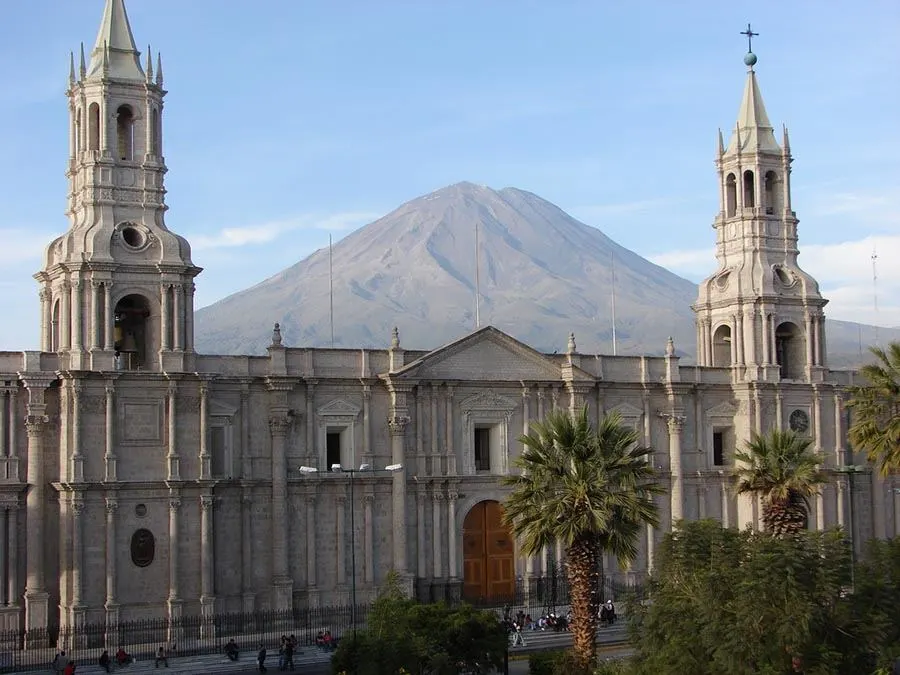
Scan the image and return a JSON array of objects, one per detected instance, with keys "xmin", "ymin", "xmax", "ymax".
[
  {"xmin": 167, "ymin": 496, "xmax": 181, "ymax": 602},
  {"xmin": 172, "ymin": 284, "xmax": 184, "ymax": 351},
  {"xmin": 305, "ymin": 381, "xmax": 316, "ymax": 465},
  {"xmin": 430, "ymin": 384, "xmax": 440, "ymax": 475},
  {"xmin": 160, "ymin": 284, "xmax": 171, "ymax": 351},
  {"xmin": 185, "ymin": 283, "xmax": 195, "ymax": 352},
  {"xmin": 71, "ymin": 381, "xmax": 84, "ymax": 482},
  {"xmin": 60, "ymin": 281, "xmax": 71, "ymax": 350},
  {"xmin": 805, "ymin": 314, "xmax": 815, "ymax": 373},
  {"xmin": 23, "ymin": 384, "xmax": 51, "ymax": 633},
  {"xmin": 447, "ymin": 490, "xmax": 458, "ymax": 581},
  {"xmin": 70, "ymin": 496, "xmax": 86, "ymax": 617},
  {"xmin": 667, "ymin": 416, "xmax": 685, "ymax": 524},
  {"xmin": 7, "ymin": 502, "xmax": 18, "ymax": 607},
  {"xmin": 0, "ymin": 392, "xmax": 6, "ymax": 478},
  {"xmin": 90, "ymin": 282, "xmax": 101, "ymax": 350},
  {"xmin": 444, "ymin": 386, "xmax": 456, "ymax": 474},
  {"xmin": 71, "ymin": 279, "xmax": 83, "ymax": 352},
  {"xmin": 522, "ymin": 386, "xmax": 534, "ymax": 579},
  {"xmin": 199, "ymin": 382, "xmax": 210, "ymax": 479},
  {"xmin": 0, "ymin": 508, "xmax": 6, "ymax": 607},
  {"xmin": 200, "ymin": 495, "xmax": 216, "ymax": 624},
  {"xmin": 104, "ymin": 496, "xmax": 118, "ymax": 611},
  {"xmin": 39, "ymin": 290, "xmax": 51, "ymax": 352},
  {"xmin": 335, "ymin": 497, "xmax": 346, "ymax": 586},
  {"xmin": 813, "ymin": 392, "xmax": 825, "ymax": 530},
  {"xmin": 166, "ymin": 383, "xmax": 179, "ymax": 480},
  {"xmin": 415, "ymin": 389, "xmax": 426, "ymax": 476},
  {"xmin": 364, "ymin": 493, "xmax": 375, "ymax": 585},
  {"xmin": 305, "ymin": 495, "xmax": 318, "ymax": 600},
  {"xmin": 431, "ymin": 491, "xmax": 443, "ymax": 579},
  {"xmin": 646, "ymin": 524, "xmax": 655, "ymax": 572},
  {"xmin": 361, "ymin": 384, "xmax": 372, "ymax": 466},
  {"xmin": 836, "ymin": 479, "xmax": 846, "ymax": 529},
  {"xmin": 103, "ymin": 282, "xmax": 114, "ymax": 351},
  {"xmin": 389, "ymin": 416, "xmax": 409, "ymax": 579},
  {"xmin": 6, "ymin": 389, "xmax": 17, "ymax": 483},
  {"xmin": 720, "ymin": 474, "xmax": 731, "ymax": 528},
  {"xmin": 240, "ymin": 384, "xmax": 251, "ymax": 479},
  {"xmin": 269, "ymin": 415, "xmax": 292, "ymax": 609},
  {"xmin": 240, "ymin": 490, "xmax": 254, "ymax": 612},
  {"xmin": 812, "ymin": 315, "xmax": 821, "ymax": 366},
  {"xmin": 415, "ymin": 490, "xmax": 426, "ymax": 586}
]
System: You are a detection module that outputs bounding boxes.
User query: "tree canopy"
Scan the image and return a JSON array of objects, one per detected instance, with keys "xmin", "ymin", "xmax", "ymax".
[{"xmin": 848, "ymin": 342, "xmax": 900, "ymax": 476}]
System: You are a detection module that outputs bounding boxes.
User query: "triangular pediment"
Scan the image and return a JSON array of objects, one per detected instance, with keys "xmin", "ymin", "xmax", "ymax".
[
  {"xmin": 609, "ymin": 402, "xmax": 644, "ymax": 419},
  {"xmin": 391, "ymin": 326, "xmax": 594, "ymax": 383},
  {"xmin": 317, "ymin": 398, "xmax": 362, "ymax": 417},
  {"xmin": 209, "ymin": 399, "xmax": 237, "ymax": 418},
  {"xmin": 460, "ymin": 391, "xmax": 518, "ymax": 412},
  {"xmin": 706, "ymin": 401, "xmax": 738, "ymax": 418}
]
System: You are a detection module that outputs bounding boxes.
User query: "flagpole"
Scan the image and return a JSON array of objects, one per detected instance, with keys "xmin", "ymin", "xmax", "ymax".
[
  {"xmin": 329, "ymin": 233, "xmax": 335, "ymax": 347},
  {"xmin": 611, "ymin": 250, "xmax": 617, "ymax": 356}
]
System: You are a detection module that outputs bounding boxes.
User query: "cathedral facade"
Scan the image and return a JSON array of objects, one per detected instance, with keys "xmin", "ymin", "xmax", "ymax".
[{"xmin": 0, "ymin": 0, "xmax": 895, "ymax": 635}]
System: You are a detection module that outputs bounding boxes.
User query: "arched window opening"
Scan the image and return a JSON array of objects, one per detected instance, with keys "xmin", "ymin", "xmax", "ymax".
[
  {"xmin": 775, "ymin": 321, "xmax": 804, "ymax": 380},
  {"xmin": 88, "ymin": 103, "xmax": 100, "ymax": 152},
  {"xmin": 114, "ymin": 294, "xmax": 151, "ymax": 370},
  {"xmin": 116, "ymin": 105, "xmax": 135, "ymax": 161},
  {"xmin": 743, "ymin": 170, "xmax": 755, "ymax": 208},
  {"xmin": 764, "ymin": 171, "xmax": 782, "ymax": 215},
  {"xmin": 725, "ymin": 174, "xmax": 737, "ymax": 217},
  {"xmin": 150, "ymin": 108, "xmax": 161, "ymax": 156},
  {"xmin": 74, "ymin": 109, "xmax": 82, "ymax": 155},
  {"xmin": 712, "ymin": 324, "xmax": 732, "ymax": 367},
  {"xmin": 51, "ymin": 299, "xmax": 60, "ymax": 352}
]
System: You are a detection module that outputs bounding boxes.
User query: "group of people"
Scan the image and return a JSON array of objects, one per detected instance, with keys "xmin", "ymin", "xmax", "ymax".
[
  {"xmin": 53, "ymin": 646, "xmax": 136, "ymax": 674},
  {"xmin": 502, "ymin": 599, "xmax": 617, "ymax": 641},
  {"xmin": 315, "ymin": 630, "xmax": 338, "ymax": 651}
]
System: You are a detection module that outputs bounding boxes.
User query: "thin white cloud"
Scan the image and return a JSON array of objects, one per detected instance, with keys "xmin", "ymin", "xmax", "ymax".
[
  {"xmin": 572, "ymin": 199, "xmax": 678, "ymax": 221},
  {"xmin": 647, "ymin": 234, "xmax": 900, "ymax": 327},
  {"xmin": 806, "ymin": 189, "xmax": 900, "ymax": 222},
  {"xmin": 0, "ymin": 229, "xmax": 51, "ymax": 264},
  {"xmin": 190, "ymin": 211, "xmax": 379, "ymax": 250}
]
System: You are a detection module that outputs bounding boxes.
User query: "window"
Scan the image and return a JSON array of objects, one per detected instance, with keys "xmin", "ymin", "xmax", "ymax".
[
  {"xmin": 713, "ymin": 431, "xmax": 725, "ymax": 466},
  {"xmin": 725, "ymin": 173, "xmax": 737, "ymax": 217},
  {"xmin": 210, "ymin": 426, "xmax": 227, "ymax": 477},
  {"xmin": 474, "ymin": 427, "xmax": 491, "ymax": 472},
  {"xmin": 326, "ymin": 430, "xmax": 342, "ymax": 468},
  {"xmin": 116, "ymin": 105, "xmax": 135, "ymax": 161},
  {"xmin": 88, "ymin": 103, "xmax": 100, "ymax": 152},
  {"xmin": 743, "ymin": 170, "xmax": 755, "ymax": 208}
]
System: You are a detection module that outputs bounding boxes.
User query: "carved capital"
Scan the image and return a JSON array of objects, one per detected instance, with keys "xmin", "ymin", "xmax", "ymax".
[
  {"xmin": 105, "ymin": 498, "xmax": 119, "ymax": 514},
  {"xmin": 167, "ymin": 382, "xmax": 178, "ymax": 398},
  {"xmin": 39, "ymin": 289, "xmax": 50, "ymax": 302},
  {"xmin": 447, "ymin": 491, "xmax": 459, "ymax": 502},
  {"xmin": 72, "ymin": 500, "xmax": 86, "ymax": 517},
  {"xmin": 0, "ymin": 496, "xmax": 20, "ymax": 511},
  {"xmin": 432, "ymin": 492, "xmax": 444, "ymax": 503},
  {"xmin": 388, "ymin": 414, "xmax": 410, "ymax": 436},
  {"xmin": 335, "ymin": 496, "xmax": 347, "ymax": 506},
  {"xmin": 91, "ymin": 280, "xmax": 103, "ymax": 290},
  {"xmin": 305, "ymin": 495, "xmax": 317, "ymax": 507},
  {"xmin": 362, "ymin": 384, "xmax": 372, "ymax": 401},
  {"xmin": 269, "ymin": 414, "xmax": 291, "ymax": 436},
  {"xmin": 169, "ymin": 499, "xmax": 182, "ymax": 512},
  {"xmin": 241, "ymin": 493, "xmax": 254, "ymax": 506},
  {"xmin": 666, "ymin": 415, "xmax": 685, "ymax": 435},
  {"xmin": 200, "ymin": 495, "xmax": 215, "ymax": 512},
  {"xmin": 25, "ymin": 415, "xmax": 49, "ymax": 436}
]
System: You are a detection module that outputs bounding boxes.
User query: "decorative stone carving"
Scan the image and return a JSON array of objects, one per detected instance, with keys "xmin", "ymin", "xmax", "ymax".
[
  {"xmin": 317, "ymin": 399, "xmax": 361, "ymax": 418},
  {"xmin": 665, "ymin": 415, "xmax": 686, "ymax": 434},
  {"xmin": 269, "ymin": 415, "xmax": 291, "ymax": 436},
  {"xmin": 460, "ymin": 391, "xmax": 516, "ymax": 413},
  {"xmin": 105, "ymin": 499, "xmax": 119, "ymax": 514},
  {"xmin": 200, "ymin": 496, "xmax": 215, "ymax": 512},
  {"xmin": 168, "ymin": 499, "xmax": 182, "ymax": 512},
  {"xmin": 388, "ymin": 415, "xmax": 410, "ymax": 435},
  {"xmin": 130, "ymin": 529, "xmax": 155, "ymax": 568}
]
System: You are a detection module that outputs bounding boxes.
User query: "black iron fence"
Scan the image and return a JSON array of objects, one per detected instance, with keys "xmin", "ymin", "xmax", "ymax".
[
  {"xmin": 0, "ymin": 603, "xmax": 369, "ymax": 674},
  {"xmin": 0, "ymin": 574, "xmax": 646, "ymax": 673}
]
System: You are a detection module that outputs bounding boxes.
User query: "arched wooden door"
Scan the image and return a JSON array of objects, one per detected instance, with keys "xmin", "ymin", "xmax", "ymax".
[{"xmin": 463, "ymin": 500, "xmax": 515, "ymax": 600}]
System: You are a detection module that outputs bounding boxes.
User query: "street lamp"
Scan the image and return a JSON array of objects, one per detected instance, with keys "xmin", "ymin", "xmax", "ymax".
[{"xmin": 297, "ymin": 462, "xmax": 403, "ymax": 635}]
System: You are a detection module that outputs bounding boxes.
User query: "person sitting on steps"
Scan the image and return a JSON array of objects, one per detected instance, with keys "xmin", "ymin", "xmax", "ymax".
[{"xmin": 225, "ymin": 638, "xmax": 240, "ymax": 661}]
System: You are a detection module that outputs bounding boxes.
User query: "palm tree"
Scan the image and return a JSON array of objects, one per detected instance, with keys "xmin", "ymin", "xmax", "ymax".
[
  {"xmin": 503, "ymin": 407, "xmax": 662, "ymax": 673},
  {"xmin": 847, "ymin": 342, "xmax": 900, "ymax": 476},
  {"xmin": 733, "ymin": 429, "xmax": 825, "ymax": 537}
]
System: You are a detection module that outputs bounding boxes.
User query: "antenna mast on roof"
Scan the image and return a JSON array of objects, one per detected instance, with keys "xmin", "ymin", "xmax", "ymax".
[
  {"xmin": 474, "ymin": 222, "xmax": 481, "ymax": 330},
  {"xmin": 611, "ymin": 250, "xmax": 618, "ymax": 356},
  {"xmin": 329, "ymin": 234, "xmax": 335, "ymax": 347},
  {"xmin": 873, "ymin": 244, "xmax": 879, "ymax": 347}
]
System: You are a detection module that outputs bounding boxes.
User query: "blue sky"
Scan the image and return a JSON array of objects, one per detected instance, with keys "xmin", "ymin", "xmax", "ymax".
[{"xmin": 1, "ymin": 0, "xmax": 898, "ymax": 349}]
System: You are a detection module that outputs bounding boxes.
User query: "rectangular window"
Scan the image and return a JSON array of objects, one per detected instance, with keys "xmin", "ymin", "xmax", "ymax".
[
  {"xmin": 713, "ymin": 431, "xmax": 725, "ymax": 466},
  {"xmin": 326, "ymin": 430, "xmax": 342, "ymax": 468},
  {"xmin": 474, "ymin": 427, "xmax": 491, "ymax": 472},
  {"xmin": 210, "ymin": 426, "xmax": 227, "ymax": 477}
]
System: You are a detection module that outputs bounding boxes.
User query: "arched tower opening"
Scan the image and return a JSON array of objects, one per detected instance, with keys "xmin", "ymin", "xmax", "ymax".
[
  {"xmin": 764, "ymin": 171, "xmax": 782, "ymax": 215},
  {"xmin": 712, "ymin": 324, "xmax": 732, "ymax": 367},
  {"xmin": 116, "ymin": 104, "xmax": 135, "ymax": 161},
  {"xmin": 150, "ymin": 108, "xmax": 161, "ymax": 156},
  {"xmin": 51, "ymin": 299, "xmax": 60, "ymax": 352},
  {"xmin": 725, "ymin": 173, "xmax": 737, "ymax": 217},
  {"xmin": 775, "ymin": 321, "xmax": 804, "ymax": 380},
  {"xmin": 74, "ymin": 109, "xmax": 82, "ymax": 155},
  {"xmin": 114, "ymin": 294, "xmax": 151, "ymax": 370},
  {"xmin": 88, "ymin": 103, "xmax": 100, "ymax": 152},
  {"xmin": 742, "ymin": 170, "xmax": 755, "ymax": 208}
]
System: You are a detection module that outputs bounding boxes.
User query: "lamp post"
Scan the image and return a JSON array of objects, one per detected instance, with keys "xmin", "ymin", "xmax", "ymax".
[{"xmin": 298, "ymin": 462, "xmax": 403, "ymax": 636}]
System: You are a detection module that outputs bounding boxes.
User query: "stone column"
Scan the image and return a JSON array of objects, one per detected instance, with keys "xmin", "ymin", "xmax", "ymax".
[
  {"xmin": 199, "ymin": 495, "xmax": 216, "ymax": 639},
  {"xmin": 720, "ymin": 474, "xmax": 731, "ymax": 528},
  {"xmin": 269, "ymin": 415, "xmax": 292, "ymax": 609},
  {"xmin": 71, "ymin": 381, "xmax": 84, "ymax": 482},
  {"xmin": 305, "ymin": 495, "xmax": 318, "ymax": 601},
  {"xmin": 199, "ymin": 382, "xmax": 210, "ymax": 479},
  {"xmin": 431, "ymin": 491, "xmax": 443, "ymax": 580},
  {"xmin": 444, "ymin": 386, "xmax": 456, "ymax": 474},
  {"xmin": 305, "ymin": 381, "xmax": 316, "ymax": 466},
  {"xmin": 447, "ymin": 490, "xmax": 458, "ymax": 581},
  {"xmin": 185, "ymin": 283, "xmax": 196, "ymax": 352},
  {"xmin": 160, "ymin": 284, "xmax": 171, "ymax": 351},
  {"xmin": 667, "ymin": 416, "xmax": 685, "ymax": 524},
  {"xmin": 389, "ymin": 415, "xmax": 409, "ymax": 579},
  {"xmin": 39, "ymin": 290, "xmax": 51, "ymax": 352},
  {"xmin": 90, "ymin": 282, "xmax": 101, "ymax": 350},
  {"xmin": 60, "ymin": 281, "xmax": 71, "ymax": 350},
  {"xmin": 7, "ymin": 502, "xmax": 18, "ymax": 607},
  {"xmin": 104, "ymin": 496, "xmax": 118, "ymax": 611},
  {"xmin": 172, "ymin": 284, "xmax": 184, "ymax": 351},
  {"xmin": 361, "ymin": 384, "xmax": 372, "ymax": 466},
  {"xmin": 167, "ymin": 496, "xmax": 182, "ymax": 603},
  {"xmin": 812, "ymin": 315, "xmax": 821, "ymax": 366},
  {"xmin": 522, "ymin": 386, "xmax": 534, "ymax": 579},
  {"xmin": 0, "ymin": 508, "xmax": 6, "ymax": 606},
  {"xmin": 6, "ymin": 389, "xmax": 17, "ymax": 483},
  {"xmin": 23, "ymin": 386, "xmax": 51, "ymax": 633},
  {"xmin": 0, "ymin": 392, "xmax": 6, "ymax": 478},
  {"xmin": 240, "ymin": 384, "xmax": 251, "ymax": 479},
  {"xmin": 836, "ymin": 480, "xmax": 846, "ymax": 529},
  {"xmin": 70, "ymin": 496, "xmax": 86, "ymax": 621},
  {"xmin": 415, "ymin": 389, "xmax": 426, "ymax": 476},
  {"xmin": 415, "ymin": 490, "xmax": 426, "ymax": 585},
  {"xmin": 240, "ymin": 490, "xmax": 254, "ymax": 612},
  {"xmin": 166, "ymin": 383, "xmax": 179, "ymax": 480},
  {"xmin": 814, "ymin": 392, "xmax": 825, "ymax": 530},
  {"xmin": 805, "ymin": 314, "xmax": 815, "ymax": 372},
  {"xmin": 335, "ymin": 497, "xmax": 346, "ymax": 586},
  {"xmin": 430, "ymin": 384, "xmax": 440, "ymax": 475},
  {"xmin": 364, "ymin": 493, "xmax": 375, "ymax": 585},
  {"xmin": 71, "ymin": 279, "xmax": 83, "ymax": 352},
  {"xmin": 103, "ymin": 282, "xmax": 114, "ymax": 351},
  {"xmin": 646, "ymin": 524, "xmax": 655, "ymax": 572}
]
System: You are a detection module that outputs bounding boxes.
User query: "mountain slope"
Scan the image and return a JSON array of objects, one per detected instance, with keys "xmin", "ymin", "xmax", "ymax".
[{"xmin": 194, "ymin": 182, "xmax": 896, "ymax": 366}]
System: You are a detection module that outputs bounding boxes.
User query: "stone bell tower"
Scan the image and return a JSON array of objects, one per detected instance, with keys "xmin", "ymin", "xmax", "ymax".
[
  {"xmin": 694, "ymin": 41, "xmax": 827, "ymax": 383},
  {"xmin": 35, "ymin": 0, "xmax": 200, "ymax": 372}
]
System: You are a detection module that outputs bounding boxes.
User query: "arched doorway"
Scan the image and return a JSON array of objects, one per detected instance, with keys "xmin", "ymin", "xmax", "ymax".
[
  {"xmin": 462, "ymin": 500, "xmax": 515, "ymax": 601},
  {"xmin": 114, "ymin": 294, "xmax": 151, "ymax": 370}
]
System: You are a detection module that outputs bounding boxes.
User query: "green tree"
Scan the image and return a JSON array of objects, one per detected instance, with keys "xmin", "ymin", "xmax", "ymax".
[
  {"xmin": 848, "ymin": 342, "xmax": 900, "ymax": 476},
  {"xmin": 629, "ymin": 520, "xmax": 870, "ymax": 675},
  {"xmin": 733, "ymin": 429, "xmax": 825, "ymax": 537},
  {"xmin": 503, "ymin": 407, "xmax": 662, "ymax": 674}
]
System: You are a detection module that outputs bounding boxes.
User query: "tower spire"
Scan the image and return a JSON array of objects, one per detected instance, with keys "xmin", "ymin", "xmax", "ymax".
[
  {"xmin": 145, "ymin": 44, "xmax": 153, "ymax": 82},
  {"xmin": 68, "ymin": 51, "xmax": 76, "ymax": 87},
  {"xmin": 725, "ymin": 25, "xmax": 780, "ymax": 155},
  {"xmin": 86, "ymin": 0, "xmax": 144, "ymax": 81},
  {"xmin": 79, "ymin": 42, "xmax": 87, "ymax": 78}
]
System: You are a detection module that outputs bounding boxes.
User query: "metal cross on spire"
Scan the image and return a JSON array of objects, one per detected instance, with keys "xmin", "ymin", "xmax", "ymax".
[{"xmin": 740, "ymin": 23, "xmax": 759, "ymax": 53}]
